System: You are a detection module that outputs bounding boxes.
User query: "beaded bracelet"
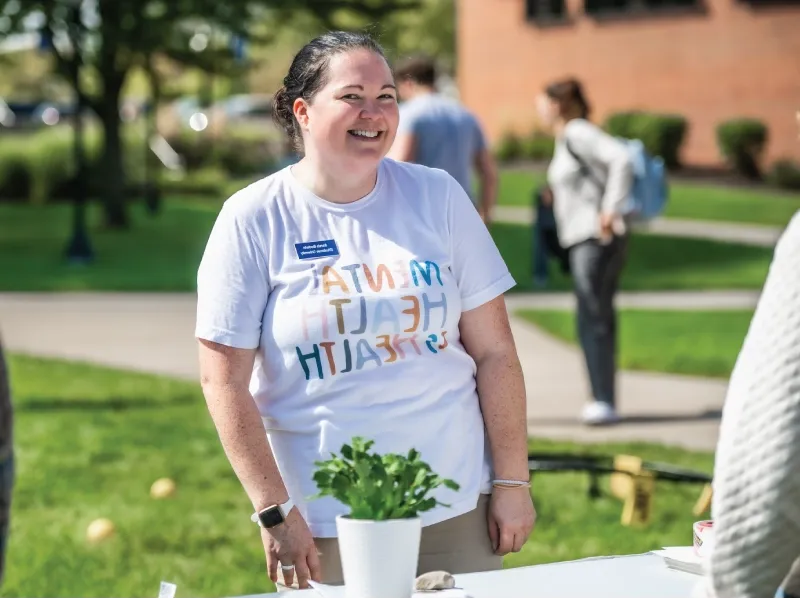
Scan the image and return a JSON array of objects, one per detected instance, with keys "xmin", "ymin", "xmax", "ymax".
[{"xmin": 492, "ymin": 479, "xmax": 531, "ymax": 489}]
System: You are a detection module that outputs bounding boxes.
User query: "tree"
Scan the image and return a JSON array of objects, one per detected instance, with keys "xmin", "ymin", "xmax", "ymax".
[
  {"xmin": 282, "ymin": 0, "xmax": 453, "ymax": 65},
  {"xmin": 0, "ymin": 0, "xmax": 417, "ymax": 229},
  {"xmin": 344, "ymin": 0, "xmax": 456, "ymax": 69}
]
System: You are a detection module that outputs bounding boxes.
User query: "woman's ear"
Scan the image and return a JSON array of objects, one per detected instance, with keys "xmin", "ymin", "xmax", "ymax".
[{"xmin": 294, "ymin": 97, "xmax": 310, "ymax": 130}]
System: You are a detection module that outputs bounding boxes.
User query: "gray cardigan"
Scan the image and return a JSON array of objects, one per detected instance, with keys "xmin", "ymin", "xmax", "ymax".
[{"xmin": 546, "ymin": 118, "xmax": 633, "ymax": 248}]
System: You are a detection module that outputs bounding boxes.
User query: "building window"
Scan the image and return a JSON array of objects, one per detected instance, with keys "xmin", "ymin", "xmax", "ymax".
[
  {"xmin": 739, "ymin": 0, "xmax": 800, "ymax": 5},
  {"xmin": 585, "ymin": 0, "xmax": 699, "ymax": 15},
  {"xmin": 525, "ymin": 0, "xmax": 568, "ymax": 23}
]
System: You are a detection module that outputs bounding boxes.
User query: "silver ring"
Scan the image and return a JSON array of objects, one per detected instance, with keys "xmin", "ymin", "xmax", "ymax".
[{"xmin": 280, "ymin": 564, "xmax": 295, "ymax": 571}]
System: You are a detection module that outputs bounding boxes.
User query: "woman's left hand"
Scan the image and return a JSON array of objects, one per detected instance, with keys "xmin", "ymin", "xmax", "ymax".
[{"xmin": 487, "ymin": 487, "xmax": 537, "ymax": 555}]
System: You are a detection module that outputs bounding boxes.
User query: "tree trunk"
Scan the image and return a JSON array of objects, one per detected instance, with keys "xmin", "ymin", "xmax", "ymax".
[
  {"xmin": 97, "ymin": 81, "xmax": 129, "ymax": 230},
  {"xmin": 95, "ymin": 0, "xmax": 129, "ymax": 230}
]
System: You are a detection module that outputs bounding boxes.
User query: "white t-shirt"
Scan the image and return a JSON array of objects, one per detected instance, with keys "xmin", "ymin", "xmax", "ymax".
[{"xmin": 195, "ymin": 158, "xmax": 516, "ymax": 537}]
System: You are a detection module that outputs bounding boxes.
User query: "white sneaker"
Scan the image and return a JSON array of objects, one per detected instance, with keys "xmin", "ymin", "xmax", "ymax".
[{"xmin": 581, "ymin": 401, "xmax": 620, "ymax": 426}]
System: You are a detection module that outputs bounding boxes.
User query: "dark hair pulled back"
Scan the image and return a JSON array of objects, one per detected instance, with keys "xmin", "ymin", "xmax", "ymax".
[
  {"xmin": 273, "ymin": 31, "xmax": 388, "ymax": 153},
  {"xmin": 545, "ymin": 78, "xmax": 591, "ymax": 121}
]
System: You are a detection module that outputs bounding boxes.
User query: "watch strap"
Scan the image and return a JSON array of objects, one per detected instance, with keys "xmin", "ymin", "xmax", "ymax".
[
  {"xmin": 251, "ymin": 497, "xmax": 295, "ymax": 526},
  {"xmin": 279, "ymin": 497, "xmax": 295, "ymax": 519}
]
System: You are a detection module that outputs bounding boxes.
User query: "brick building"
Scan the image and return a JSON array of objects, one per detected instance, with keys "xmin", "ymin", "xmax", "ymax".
[{"xmin": 457, "ymin": 0, "xmax": 800, "ymax": 166}]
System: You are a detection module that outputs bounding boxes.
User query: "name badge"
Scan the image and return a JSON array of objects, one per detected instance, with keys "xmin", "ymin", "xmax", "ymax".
[{"xmin": 295, "ymin": 239, "xmax": 339, "ymax": 260}]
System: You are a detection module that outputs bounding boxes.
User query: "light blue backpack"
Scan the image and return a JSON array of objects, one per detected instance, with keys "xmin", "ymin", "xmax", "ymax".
[{"xmin": 566, "ymin": 137, "xmax": 669, "ymax": 224}]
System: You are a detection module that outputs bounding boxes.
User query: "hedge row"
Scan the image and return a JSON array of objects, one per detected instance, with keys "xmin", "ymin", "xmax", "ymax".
[
  {"xmin": 492, "ymin": 112, "xmax": 799, "ymax": 189},
  {"xmin": 0, "ymin": 126, "xmax": 155, "ymax": 204},
  {"xmin": 0, "ymin": 125, "xmax": 283, "ymax": 203},
  {"xmin": 494, "ymin": 131, "xmax": 555, "ymax": 163},
  {"xmin": 604, "ymin": 111, "xmax": 687, "ymax": 169}
]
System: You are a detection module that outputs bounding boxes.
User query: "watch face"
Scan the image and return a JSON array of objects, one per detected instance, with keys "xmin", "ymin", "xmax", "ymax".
[{"xmin": 258, "ymin": 507, "xmax": 285, "ymax": 529}]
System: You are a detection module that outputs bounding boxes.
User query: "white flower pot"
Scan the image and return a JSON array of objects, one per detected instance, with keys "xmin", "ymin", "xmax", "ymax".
[{"xmin": 335, "ymin": 514, "xmax": 422, "ymax": 598}]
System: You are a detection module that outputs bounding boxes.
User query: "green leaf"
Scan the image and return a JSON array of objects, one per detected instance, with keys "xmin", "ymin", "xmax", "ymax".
[
  {"xmin": 310, "ymin": 437, "xmax": 460, "ymax": 521},
  {"xmin": 341, "ymin": 444, "xmax": 353, "ymax": 460}
]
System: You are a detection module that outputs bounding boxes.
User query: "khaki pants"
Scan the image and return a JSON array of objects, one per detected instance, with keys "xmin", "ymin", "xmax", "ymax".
[{"xmin": 314, "ymin": 494, "xmax": 501, "ymax": 585}]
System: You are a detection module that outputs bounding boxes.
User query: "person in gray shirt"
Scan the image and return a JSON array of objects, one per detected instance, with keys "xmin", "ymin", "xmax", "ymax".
[{"xmin": 389, "ymin": 56, "xmax": 498, "ymax": 224}]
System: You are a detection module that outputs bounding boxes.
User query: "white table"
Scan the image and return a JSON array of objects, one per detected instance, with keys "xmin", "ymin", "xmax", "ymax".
[{"xmin": 245, "ymin": 552, "xmax": 701, "ymax": 598}]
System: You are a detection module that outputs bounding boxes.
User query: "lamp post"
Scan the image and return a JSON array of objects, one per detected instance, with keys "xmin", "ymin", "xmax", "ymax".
[{"xmin": 63, "ymin": 1, "xmax": 94, "ymax": 265}]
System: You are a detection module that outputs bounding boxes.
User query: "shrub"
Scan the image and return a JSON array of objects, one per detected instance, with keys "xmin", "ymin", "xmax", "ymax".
[
  {"xmin": 0, "ymin": 128, "xmax": 77, "ymax": 204},
  {"xmin": 0, "ymin": 125, "xmax": 110, "ymax": 203},
  {"xmin": 768, "ymin": 159, "xmax": 800, "ymax": 191},
  {"xmin": 26, "ymin": 130, "xmax": 75, "ymax": 205},
  {"xmin": 0, "ymin": 140, "xmax": 32, "ymax": 201},
  {"xmin": 716, "ymin": 118, "xmax": 768, "ymax": 180},
  {"xmin": 162, "ymin": 127, "xmax": 281, "ymax": 176},
  {"xmin": 0, "ymin": 123, "xmax": 278, "ymax": 204},
  {"xmin": 494, "ymin": 132, "xmax": 524, "ymax": 163},
  {"xmin": 216, "ymin": 135, "xmax": 277, "ymax": 177},
  {"xmin": 158, "ymin": 166, "xmax": 227, "ymax": 197},
  {"xmin": 605, "ymin": 111, "xmax": 688, "ymax": 169},
  {"xmin": 121, "ymin": 127, "xmax": 148, "ymax": 185},
  {"xmin": 162, "ymin": 130, "xmax": 215, "ymax": 171},
  {"xmin": 521, "ymin": 132, "xmax": 555, "ymax": 161}
]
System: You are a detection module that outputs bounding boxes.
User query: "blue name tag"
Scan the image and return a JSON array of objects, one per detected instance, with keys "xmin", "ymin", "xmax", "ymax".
[{"xmin": 295, "ymin": 239, "xmax": 339, "ymax": 260}]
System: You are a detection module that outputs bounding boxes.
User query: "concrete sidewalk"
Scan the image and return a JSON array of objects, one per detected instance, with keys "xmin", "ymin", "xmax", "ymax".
[
  {"xmin": 506, "ymin": 289, "xmax": 761, "ymax": 312},
  {"xmin": 494, "ymin": 205, "xmax": 784, "ymax": 248},
  {"xmin": 510, "ymin": 314, "xmax": 725, "ymax": 452},
  {"xmin": 0, "ymin": 292, "xmax": 728, "ymax": 451}
]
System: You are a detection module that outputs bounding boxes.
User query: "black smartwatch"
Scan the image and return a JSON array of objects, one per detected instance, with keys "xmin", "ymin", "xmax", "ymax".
[{"xmin": 251, "ymin": 498, "xmax": 295, "ymax": 529}]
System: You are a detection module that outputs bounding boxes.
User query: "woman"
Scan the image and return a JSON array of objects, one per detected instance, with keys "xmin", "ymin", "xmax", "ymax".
[
  {"xmin": 700, "ymin": 216, "xmax": 800, "ymax": 597},
  {"xmin": 537, "ymin": 79, "xmax": 633, "ymax": 426},
  {"xmin": 195, "ymin": 31, "xmax": 535, "ymax": 590}
]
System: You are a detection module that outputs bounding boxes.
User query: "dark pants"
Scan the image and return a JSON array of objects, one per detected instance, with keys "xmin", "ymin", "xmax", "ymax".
[
  {"xmin": 568, "ymin": 235, "xmax": 629, "ymax": 408},
  {"xmin": 0, "ymin": 451, "xmax": 12, "ymax": 585}
]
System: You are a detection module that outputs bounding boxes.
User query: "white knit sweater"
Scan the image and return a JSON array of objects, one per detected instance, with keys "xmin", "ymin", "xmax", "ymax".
[{"xmin": 705, "ymin": 210, "xmax": 800, "ymax": 597}]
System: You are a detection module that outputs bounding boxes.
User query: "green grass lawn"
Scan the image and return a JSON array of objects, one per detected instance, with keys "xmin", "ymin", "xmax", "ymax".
[
  {"xmin": 3, "ymin": 354, "xmax": 712, "ymax": 596},
  {"xmin": 498, "ymin": 169, "xmax": 800, "ymax": 227},
  {"xmin": 517, "ymin": 309, "xmax": 754, "ymax": 378},
  {"xmin": 0, "ymin": 201, "xmax": 219, "ymax": 292},
  {"xmin": 515, "ymin": 437, "xmax": 713, "ymax": 570},
  {"xmin": 493, "ymin": 221, "xmax": 774, "ymax": 292},
  {"xmin": 0, "ymin": 202, "xmax": 775, "ymax": 292}
]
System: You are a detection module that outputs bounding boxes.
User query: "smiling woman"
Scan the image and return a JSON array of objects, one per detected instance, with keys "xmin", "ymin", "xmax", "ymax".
[{"xmin": 195, "ymin": 31, "xmax": 534, "ymax": 590}]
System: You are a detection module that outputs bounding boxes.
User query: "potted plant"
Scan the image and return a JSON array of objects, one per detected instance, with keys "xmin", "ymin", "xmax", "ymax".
[{"xmin": 312, "ymin": 437, "xmax": 460, "ymax": 598}]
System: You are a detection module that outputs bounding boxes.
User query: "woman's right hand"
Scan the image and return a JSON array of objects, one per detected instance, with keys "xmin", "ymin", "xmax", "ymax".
[
  {"xmin": 262, "ymin": 508, "xmax": 322, "ymax": 589},
  {"xmin": 541, "ymin": 187, "xmax": 554, "ymax": 207},
  {"xmin": 599, "ymin": 211, "xmax": 615, "ymax": 239}
]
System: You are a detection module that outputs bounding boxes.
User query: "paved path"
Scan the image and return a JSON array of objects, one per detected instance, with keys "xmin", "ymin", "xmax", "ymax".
[
  {"xmin": 0, "ymin": 292, "xmax": 730, "ymax": 452},
  {"xmin": 494, "ymin": 205, "xmax": 784, "ymax": 248},
  {"xmin": 506, "ymin": 290, "xmax": 760, "ymax": 312}
]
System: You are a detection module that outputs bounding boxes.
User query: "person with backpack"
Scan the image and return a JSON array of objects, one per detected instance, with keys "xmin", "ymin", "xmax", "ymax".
[{"xmin": 536, "ymin": 78, "xmax": 634, "ymax": 426}]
